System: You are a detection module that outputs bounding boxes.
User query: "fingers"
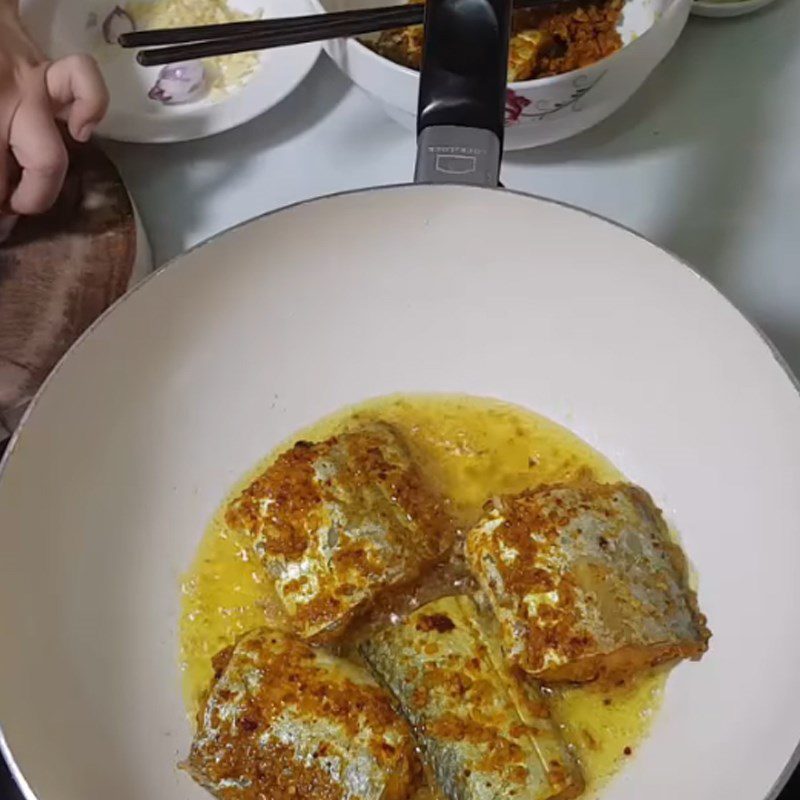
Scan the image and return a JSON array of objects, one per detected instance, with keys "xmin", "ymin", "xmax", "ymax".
[
  {"xmin": 46, "ymin": 54, "xmax": 109, "ymax": 142},
  {"xmin": 8, "ymin": 99, "xmax": 67, "ymax": 215},
  {"xmin": 0, "ymin": 55, "xmax": 108, "ymax": 215}
]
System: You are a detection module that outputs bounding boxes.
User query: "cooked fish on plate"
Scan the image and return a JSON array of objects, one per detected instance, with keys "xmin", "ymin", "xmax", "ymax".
[{"xmin": 366, "ymin": 0, "xmax": 625, "ymax": 83}]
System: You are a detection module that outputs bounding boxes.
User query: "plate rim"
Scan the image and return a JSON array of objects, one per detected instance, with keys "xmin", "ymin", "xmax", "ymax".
[{"xmin": 1, "ymin": 182, "xmax": 799, "ymax": 800}]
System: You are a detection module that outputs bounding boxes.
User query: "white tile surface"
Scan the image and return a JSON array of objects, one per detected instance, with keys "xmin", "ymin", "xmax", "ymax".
[{"xmin": 105, "ymin": 6, "xmax": 800, "ymax": 368}]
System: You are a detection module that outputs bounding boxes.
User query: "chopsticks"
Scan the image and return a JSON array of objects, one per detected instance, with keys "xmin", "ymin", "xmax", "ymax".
[{"xmin": 119, "ymin": 1, "xmax": 560, "ymax": 68}]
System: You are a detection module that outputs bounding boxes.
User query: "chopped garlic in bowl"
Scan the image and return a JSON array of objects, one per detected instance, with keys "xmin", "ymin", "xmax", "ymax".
[
  {"xmin": 124, "ymin": 0, "xmax": 263, "ymax": 95},
  {"xmin": 21, "ymin": 0, "xmax": 321, "ymax": 143}
]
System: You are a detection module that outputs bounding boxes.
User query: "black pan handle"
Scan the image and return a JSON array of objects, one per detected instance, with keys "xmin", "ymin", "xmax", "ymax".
[{"xmin": 414, "ymin": 0, "xmax": 512, "ymax": 187}]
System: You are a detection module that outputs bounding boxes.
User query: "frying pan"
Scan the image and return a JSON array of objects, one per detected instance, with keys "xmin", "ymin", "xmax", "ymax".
[{"xmin": 1, "ymin": 2, "xmax": 799, "ymax": 800}]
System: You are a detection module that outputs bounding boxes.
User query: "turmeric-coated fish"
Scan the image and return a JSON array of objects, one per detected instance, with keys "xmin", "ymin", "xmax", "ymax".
[
  {"xmin": 369, "ymin": 1, "xmax": 554, "ymax": 83},
  {"xmin": 507, "ymin": 30, "xmax": 552, "ymax": 82},
  {"xmin": 466, "ymin": 480, "xmax": 711, "ymax": 683},
  {"xmin": 361, "ymin": 595, "xmax": 583, "ymax": 800},
  {"xmin": 373, "ymin": 26, "xmax": 551, "ymax": 83},
  {"xmin": 184, "ymin": 628, "xmax": 420, "ymax": 800},
  {"xmin": 373, "ymin": 25, "xmax": 424, "ymax": 70},
  {"xmin": 226, "ymin": 422, "xmax": 455, "ymax": 640}
]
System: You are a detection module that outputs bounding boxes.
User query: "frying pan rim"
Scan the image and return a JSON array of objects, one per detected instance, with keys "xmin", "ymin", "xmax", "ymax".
[{"xmin": 0, "ymin": 181, "xmax": 798, "ymax": 800}]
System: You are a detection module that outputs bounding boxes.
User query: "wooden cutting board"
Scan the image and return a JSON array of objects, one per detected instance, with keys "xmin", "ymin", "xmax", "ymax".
[{"xmin": 0, "ymin": 141, "xmax": 138, "ymax": 437}]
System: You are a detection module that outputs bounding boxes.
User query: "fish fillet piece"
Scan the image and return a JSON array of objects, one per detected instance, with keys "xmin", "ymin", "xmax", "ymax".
[
  {"xmin": 370, "ymin": 2, "xmax": 554, "ymax": 82},
  {"xmin": 226, "ymin": 421, "xmax": 455, "ymax": 640},
  {"xmin": 466, "ymin": 481, "xmax": 711, "ymax": 683},
  {"xmin": 373, "ymin": 24, "xmax": 550, "ymax": 82},
  {"xmin": 507, "ymin": 30, "xmax": 553, "ymax": 82},
  {"xmin": 373, "ymin": 25, "xmax": 424, "ymax": 70},
  {"xmin": 184, "ymin": 628, "xmax": 420, "ymax": 800},
  {"xmin": 361, "ymin": 595, "xmax": 583, "ymax": 800}
]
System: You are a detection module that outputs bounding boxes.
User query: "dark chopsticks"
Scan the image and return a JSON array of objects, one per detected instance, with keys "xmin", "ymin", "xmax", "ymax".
[
  {"xmin": 119, "ymin": 5, "xmax": 422, "ymax": 48},
  {"xmin": 127, "ymin": 7, "xmax": 423, "ymax": 67},
  {"xmin": 119, "ymin": 1, "xmax": 561, "ymax": 68}
]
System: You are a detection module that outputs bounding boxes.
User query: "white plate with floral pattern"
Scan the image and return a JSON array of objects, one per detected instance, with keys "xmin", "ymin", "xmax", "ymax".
[{"xmin": 21, "ymin": 0, "xmax": 321, "ymax": 143}]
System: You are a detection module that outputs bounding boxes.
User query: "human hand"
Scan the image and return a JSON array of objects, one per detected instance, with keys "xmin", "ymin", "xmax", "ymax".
[{"xmin": 0, "ymin": 1, "xmax": 109, "ymax": 216}]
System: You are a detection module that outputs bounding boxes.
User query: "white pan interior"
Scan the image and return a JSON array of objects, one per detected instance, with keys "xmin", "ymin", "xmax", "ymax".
[{"xmin": 1, "ymin": 185, "xmax": 799, "ymax": 800}]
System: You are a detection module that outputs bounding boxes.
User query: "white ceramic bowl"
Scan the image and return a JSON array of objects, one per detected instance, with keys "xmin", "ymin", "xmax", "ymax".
[
  {"xmin": 21, "ymin": 0, "xmax": 321, "ymax": 143},
  {"xmin": 311, "ymin": 0, "xmax": 691, "ymax": 149}
]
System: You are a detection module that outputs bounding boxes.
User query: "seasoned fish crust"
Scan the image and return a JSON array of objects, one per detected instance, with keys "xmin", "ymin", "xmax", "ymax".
[
  {"xmin": 361, "ymin": 596, "xmax": 583, "ymax": 800},
  {"xmin": 372, "ymin": 26, "xmax": 552, "ymax": 83},
  {"xmin": 226, "ymin": 422, "xmax": 455, "ymax": 640},
  {"xmin": 466, "ymin": 481, "xmax": 711, "ymax": 683},
  {"xmin": 184, "ymin": 629, "xmax": 420, "ymax": 800},
  {"xmin": 507, "ymin": 30, "xmax": 552, "ymax": 82}
]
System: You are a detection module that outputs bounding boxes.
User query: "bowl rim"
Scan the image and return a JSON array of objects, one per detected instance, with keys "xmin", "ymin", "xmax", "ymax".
[
  {"xmin": 691, "ymin": 0, "xmax": 779, "ymax": 14},
  {"xmin": 326, "ymin": 0, "xmax": 688, "ymax": 91}
]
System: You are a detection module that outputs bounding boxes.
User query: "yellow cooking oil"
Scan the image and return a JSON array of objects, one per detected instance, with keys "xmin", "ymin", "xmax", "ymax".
[{"xmin": 180, "ymin": 394, "xmax": 667, "ymax": 794}]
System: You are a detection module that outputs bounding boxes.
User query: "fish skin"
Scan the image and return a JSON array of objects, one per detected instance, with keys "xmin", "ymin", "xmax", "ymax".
[
  {"xmin": 226, "ymin": 422, "xmax": 455, "ymax": 640},
  {"xmin": 361, "ymin": 595, "xmax": 584, "ymax": 800},
  {"xmin": 184, "ymin": 628, "xmax": 420, "ymax": 800},
  {"xmin": 466, "ymin": 481, "xmax": 711, "ymax": 683}
]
